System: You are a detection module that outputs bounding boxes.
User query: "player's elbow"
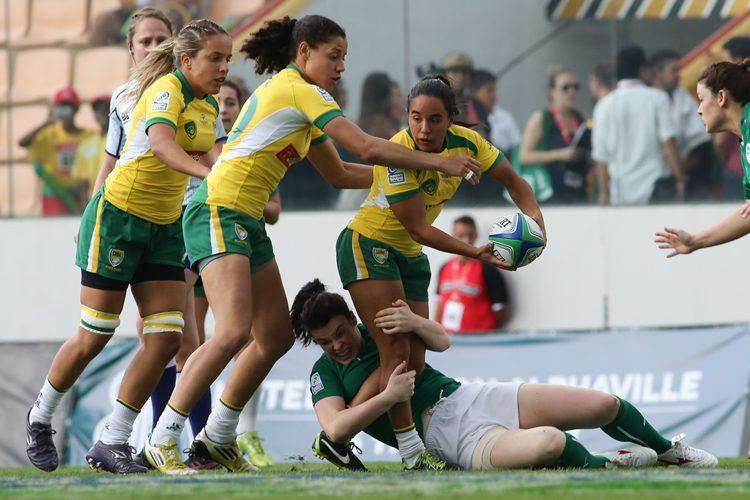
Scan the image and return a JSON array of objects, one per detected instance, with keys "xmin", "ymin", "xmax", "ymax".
[
  {"xmin": 323, "ymin": 424, "xmax": 350, "ymax": 445},
  {"xmin": 433, "ymin": 335, "xmax": 451, "ymax": 352},
  {"xmin": 354, "ymin": 137, "xmax": 379, "ymax": 164},
  {"xmin": 406, "ymin": 225, "xmax": 431, "ymax": 245}
]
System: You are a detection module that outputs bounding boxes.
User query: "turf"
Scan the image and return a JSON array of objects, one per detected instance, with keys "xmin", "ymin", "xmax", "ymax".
[{"xmin": 0, "ymin": 459, "xmax": 748, "ymax": 499}]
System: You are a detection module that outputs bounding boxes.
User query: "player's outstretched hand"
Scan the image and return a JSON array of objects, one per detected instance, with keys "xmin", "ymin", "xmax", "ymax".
[
  {"xmin": 439, "ymin": 156, "xmax": 481, "ymax": 185},
  {"xmin": 375, "ymin": 299, "xmax": 418, "ymax": 335},
  {"xmin": 654, "ymin": 227, "xmax": 695, "ymax": 257},
  {"xmin": 384, "ymin": 361, "xmax": 415, "ymax": 404},
  {"xmin": 476, "ymin": 243, "xmax": 517, "ymax": 271}
]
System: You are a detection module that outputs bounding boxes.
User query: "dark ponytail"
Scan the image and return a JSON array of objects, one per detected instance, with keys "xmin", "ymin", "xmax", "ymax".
[
  {"xmin": 290, "ymin": 279, "xmax": 351, "ymax": 346},
  {"xmin": 698, "ymin": 58, "xmax": 750, "ymax": 105},
  {"xmin": 406, "ymin": 73, "xmax": 459, "ymax": 117},
  {"xmin": 241, "ymin": 15, "xmax": 346, "ymax": 75}
]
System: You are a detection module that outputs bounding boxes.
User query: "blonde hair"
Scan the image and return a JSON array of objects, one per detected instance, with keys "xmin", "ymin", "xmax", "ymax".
[
  {"xmin": 124, "ymin": 18, "xmax": 228, "ymax": 103},
  {"xmin": 126, "ymin": 7, "xmax": 174, "ymax": 55}
]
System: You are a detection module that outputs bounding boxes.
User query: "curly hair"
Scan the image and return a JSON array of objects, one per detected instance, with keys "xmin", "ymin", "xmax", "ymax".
[
  {"xmin": 290, "ymin": 279, "xmax": 351, "ymax": 346},
  {"xmin": 240, "ymin": 15, "xmax": 346, "ymax": 75}
]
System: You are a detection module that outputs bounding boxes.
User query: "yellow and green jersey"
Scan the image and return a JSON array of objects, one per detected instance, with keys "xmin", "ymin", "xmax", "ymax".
[
  {"xmin": 195, "ymin": 64, "xmax": 342, "ymax": 219},
  {"xmin": 104, "ymin": 70, "xmax": 221, "ymax": 224},
  {"xmin": 26, "ymin": 123, "xmax": 93, "ymax": 195},
  {"xmin": 348, "ymin": 125, "xmax": 503, "ymax": 256}
]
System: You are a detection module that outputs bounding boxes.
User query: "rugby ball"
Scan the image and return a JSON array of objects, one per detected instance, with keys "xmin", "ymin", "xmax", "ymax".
[{"xmin": 488, "ymin": 213, "xmax": 545, "ymax": 268}]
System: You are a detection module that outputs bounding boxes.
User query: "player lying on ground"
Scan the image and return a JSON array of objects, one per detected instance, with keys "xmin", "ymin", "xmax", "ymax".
[{"xmin": 291, "ymin": 280, "xmax": 718, "ymax": 471}]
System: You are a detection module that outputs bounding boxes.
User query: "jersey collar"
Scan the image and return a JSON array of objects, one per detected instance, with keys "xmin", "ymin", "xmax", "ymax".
[
  {"xmin": 173, "ymin": 69, "xmax": 198, "ymax": 103},
  {"xmin": 405, "ymin": 127, "xmax": 448, "ymax": 153}
]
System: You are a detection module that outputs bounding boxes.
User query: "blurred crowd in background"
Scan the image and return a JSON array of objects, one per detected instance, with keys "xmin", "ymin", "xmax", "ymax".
[{"xmin": 10, "ymin": 0, "xmax": 750, "ymax": 216}]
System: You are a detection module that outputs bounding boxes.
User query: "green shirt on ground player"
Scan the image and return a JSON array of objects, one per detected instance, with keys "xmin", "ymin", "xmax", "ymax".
[
  {"xmin": 309, "ymin": 325, "xmax": 460, "ymax": 446},
  {"xmin": 740, "ymin": 103, "xmax": 750, "ymax": 199}
]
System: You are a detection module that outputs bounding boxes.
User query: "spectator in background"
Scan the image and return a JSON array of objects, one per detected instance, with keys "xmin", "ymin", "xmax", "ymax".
[
  {"xmin": 722, "ymin": 36, "xmax": 750, "ymax": 63},
  {"xmin": 89, "ymin": 0, "xmax": 136, "ymax": 46},
  {"xmin": 71, "ymin": 96, "xmax": 111, "ymax": 199},
  {"xmin": 471, "ymin": 69, "xmax": 521, "ymax": 155},
  {"xmin": 435, "ymin": 216, "xmax": 511, "ymax": 334},
  {"xmin": 592, "ymin": 45, "xmax": 683, "ymax": 205},
  {"xmin": 714, "ymin": 36, "xmax": 750, "ymax": 199},
  {"xmin": 336, "ymin": 76, "xmax": 396, "ymax": 210},
  {"xmin": 19, "ymin": 88, "xmax": 94, "ymax": 216},
  {"xmin": 519, "ymin": 67, "xmax": 591, "ymax": 204},
  {"xmin": 358, "ymin": 72, "xmax": 403, "ymax": 139},
  {"xmin": 650, "ymin": 49, "xmax": 715, "ymax": 201},
  {"xmin": 589, "ymin": 60, "xmax": 614, "ymax": 103},
  {"xmin": 442, "ymin": 51, "xmax": 488, "ymax": 138}
]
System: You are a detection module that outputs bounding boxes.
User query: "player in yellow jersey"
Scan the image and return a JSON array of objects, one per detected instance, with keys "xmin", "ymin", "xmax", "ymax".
[
  {"xmin": 146, "ymin": 14, "xmax": 486, "ymax": 475},
  {"xmin": 25, "ymin": 20, "xmax": 232, "ymax": 475},
  {"xmin": 336, "ymin": 74, "xmax": 546, "ymax": 470}
]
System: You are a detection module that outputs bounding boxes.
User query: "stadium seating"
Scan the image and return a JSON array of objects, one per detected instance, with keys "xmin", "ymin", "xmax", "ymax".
[
  {"xmin": 0, "ymin": 0, "xmax": 272, "ymax": 217},
  {"xmin": 0, "ymin": 0, "xmax": 30, "ymax": 45},
  {"xmin": 74, "ymin": 47, "xmax": 131, "ymax": 101},
  {"xmin": 89, "ymin": 0, "xmax": 123, "ymax": 26},
  {"xmin": 0, "ymin": 50, "xmax": 7, "ymax": 100},
  {"xmin": 15, "ymin": 0, "xmax": 88, "ymax": 47},
  {"xmin": 0, "ymin": 162, "xmax": 41, "ymax": 217},
  {"xmin": 0, "ymin": 105, "xmax": 50, "ymax": 162},
  {"xmin": 7, "ymin": 48, "xmax": 72, "ymax": 104}
]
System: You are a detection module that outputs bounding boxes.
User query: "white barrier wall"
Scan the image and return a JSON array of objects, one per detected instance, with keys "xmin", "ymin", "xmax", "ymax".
[{"xmin": 1, "ymin": 203, "xmax": 748, "ymax": 341}]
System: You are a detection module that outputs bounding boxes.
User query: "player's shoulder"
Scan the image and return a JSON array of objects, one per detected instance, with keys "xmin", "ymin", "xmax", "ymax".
[
  {"xmin": 389, "ymin": 128, "xmax": 413, "ymax": 146},
  {"xmin": 446, "ymin": 124, "xmax": 484, "ymax": 155}
]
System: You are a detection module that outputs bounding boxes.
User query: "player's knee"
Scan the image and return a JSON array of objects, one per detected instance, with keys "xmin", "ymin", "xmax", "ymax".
[
  {"xmin": 254, "ymin": 331, "xmax": 294, "ymax": 361},
  {"xmin": 532, "ymin": 427, "xmax": 566, "ymax": 462},
  {"xmin": 598, "ymin": 394, "xmax": 621, "ymax": 424},
  {"xmin": 215, "ymin": 330, "xmax": 253, "ymax": 356},
  {"xmin": 382, "ymin": 336, "xmax": 410, "ymax": 364},
  {"xmin": 175, "ymin": 335, "xmax": 199, "ymax": 365},
  {"xmin": 409, "ymin": 356, "xmax": 425, "ymax": 375}
]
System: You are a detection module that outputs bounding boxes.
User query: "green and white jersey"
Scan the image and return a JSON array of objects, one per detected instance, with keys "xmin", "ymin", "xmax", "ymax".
[
  {"xmin": 309, "ymin": 325, "xmax": 460, "ymax": 447},
  {"xmin": 741, "ymin": 103, "xmax": 750, "ymax": 199}
]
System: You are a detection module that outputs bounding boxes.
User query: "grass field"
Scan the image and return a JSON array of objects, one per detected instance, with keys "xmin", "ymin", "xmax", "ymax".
[{"xmin": 1, "ymin": 459, "xmax": 749, "ymax": 499}]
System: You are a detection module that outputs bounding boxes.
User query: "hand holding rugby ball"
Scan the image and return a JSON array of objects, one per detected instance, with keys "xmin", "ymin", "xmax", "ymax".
[{"xmin": 488, "ymin": 213, "xmax": 545, "ymax": 268}]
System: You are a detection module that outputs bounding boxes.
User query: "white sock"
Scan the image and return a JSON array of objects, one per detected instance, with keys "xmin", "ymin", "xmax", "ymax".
[
  {"xmin": 100, "ymin": 400, "xmax": 140, "ymax": 445},
  {"xmin": 29, "ymin": 379, "xmax": 66, "ymax": 425},
  {"xmin": 236, "ymin": 391, "xmax": 260, "ymax": 435},
  {"xmin": 204, "ymin": 399, "xmax": 241, "ymax": 444},
  {"xmin": 151, "ymin": 403, "xmax": 189, "ymax": 445},
  {"xmin": 395, "ymin": 427, "xmax": 425, "ymax": 467}
]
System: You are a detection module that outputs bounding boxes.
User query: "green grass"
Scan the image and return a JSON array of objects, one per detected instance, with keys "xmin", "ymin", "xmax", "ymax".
[{"xmin": 0, "ymin": 459, "xmax": 748, "ymax": 499}]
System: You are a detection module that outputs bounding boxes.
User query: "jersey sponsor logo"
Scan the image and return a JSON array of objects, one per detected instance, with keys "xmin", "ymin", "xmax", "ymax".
[
  {"xmin": 387, "ymin": 167, "xmax": 405, "ymax": 185},
  {"xmin": 184, "ymin": 120, "xmax": 197, "ymax": 140},
  {"xmin": 310, "ymin": 373, "xmax": 324, "ymax": 395},
  {"xmin": 152, "ymin": 91, "xmax": 171, "ymax": 111},
  {"xmin": 108, "ymin": 248, "xmax": 125, "ymax": 268},
  {"xmin": 313, "ymin": 85, "xmax": 335, "ymax": 103},
  {"xmin": 746, "ymin": 142, "xmax": 750, "ymax": 164},
  {"xmin": 275, "ymin": 144, "xmax": 301, "ymax": 168},
  {"xmin": 372, "ymin": 247, "xmax": 389, "ymax": 265},
  {"xmin": 421, "ymin": 178, "xmax": 437, "ymax": 195},
  {"xmin": 234, "ymin": 223, "xmax": 248, "ymax": 241}
]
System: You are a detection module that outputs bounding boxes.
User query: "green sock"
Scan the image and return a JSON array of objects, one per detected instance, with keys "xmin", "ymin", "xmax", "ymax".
[
  {"xmin": 557, "ymin": 433, "xmax": 609, "ymax": 469},
  {"xmin": 601, "ymin": 398, "xmax": 672, "ymax": 454}
]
